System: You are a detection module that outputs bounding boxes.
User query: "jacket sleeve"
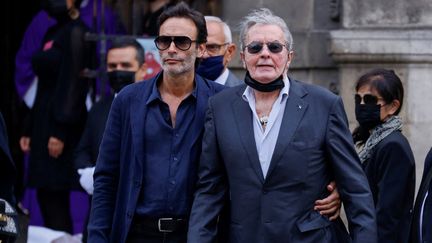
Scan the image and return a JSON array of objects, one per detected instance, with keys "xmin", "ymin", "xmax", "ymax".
[
  {"xmin": 187, "ymin": 97, "xmax": 228, "ymax": 243},
  {"xmin": 325, "ymin": 97, "xmax": 378, "ymax": 243},
  {"xmin": 87, "ymin": 96, "xmax": 123, "ymax": 242},
  {"xmin": 374, "ymin": 140, "xmax": 415, "ymax": 243}
]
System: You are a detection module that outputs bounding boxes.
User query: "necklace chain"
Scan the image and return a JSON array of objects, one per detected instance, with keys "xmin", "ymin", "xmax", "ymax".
[{"xmin": 259, "ymin": 115, "xmax": 269, "ymax": 126}]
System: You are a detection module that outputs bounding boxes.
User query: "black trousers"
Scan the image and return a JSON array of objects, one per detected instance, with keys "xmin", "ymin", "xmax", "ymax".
[
  {"xmin": 36, "ymin": 188, "xmax": 73, "ymax": 233},
  {"xmin": 126, "ymin": 217, "xmax": 187, "ymax": 243}
]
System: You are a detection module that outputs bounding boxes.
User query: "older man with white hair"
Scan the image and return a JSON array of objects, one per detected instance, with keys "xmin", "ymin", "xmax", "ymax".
[
  {"xmin": 197, "ymin": 16, "xmax": 242, "ymax": 87},
  {"xmin": 188, "ymin": 8, "xmax": 377, "ymax": 243}
]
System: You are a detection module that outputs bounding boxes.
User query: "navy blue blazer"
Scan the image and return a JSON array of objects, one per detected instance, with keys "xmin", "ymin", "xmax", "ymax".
[
  {"xmin": 188, "ymin": 80, "xmax": 377, "ymax": 243},
  {"xmin": 87, "ymin": 72, "xmax": 224, "ymax": 243},
  {"xmin": 411, "ymin": 148, "xmax": 432, "ymax": 243}
]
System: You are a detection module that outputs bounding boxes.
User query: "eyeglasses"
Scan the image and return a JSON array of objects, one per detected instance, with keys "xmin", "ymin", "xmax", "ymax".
[
  {"xmin": 205, "ymin": 43, "xmax": 229, "ymax": 56},
  {"xmin": 354, "ymin": 94, "xmax": 383, "ymax": 105},
  {"xmin": 245, "ymin": 41, "xmax": 286, "ymax": 54},
  {"xmin": 154, "ymin": 36, "xmax": 197, "ymax": 51}
]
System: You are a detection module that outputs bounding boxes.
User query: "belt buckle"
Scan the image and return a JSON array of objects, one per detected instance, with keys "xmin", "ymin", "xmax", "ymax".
[{"xmin": 158, "ymin": 218, "xmax": 174, "ymax": 233}]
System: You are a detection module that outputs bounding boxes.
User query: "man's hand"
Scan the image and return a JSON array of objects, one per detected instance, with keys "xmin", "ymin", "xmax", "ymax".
[
  {"xmin": 314, "ymin": 181, "xmax": 341, "ymax": 221},
  {"xmin": 47, "ymin": 136, "xmax": 64, "ymax": 158},
  {"xmin": 19, "ymin": 136, "xmax": 31, "ymax": 152}
]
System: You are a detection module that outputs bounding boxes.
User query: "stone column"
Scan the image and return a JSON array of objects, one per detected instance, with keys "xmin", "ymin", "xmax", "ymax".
[{"xmin": 330, "ymin": 0, "xmax": 432, "ymax": 188}]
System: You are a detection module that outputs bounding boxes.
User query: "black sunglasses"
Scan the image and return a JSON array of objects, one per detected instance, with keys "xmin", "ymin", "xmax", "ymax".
[
  {"xmin": 154, "ymin": 36, "xmax": 197, "ymax": 51},
  {"xmin": 354, "ymin": 94, "xmax": 382, "ymax": 105},
  {"xmin": 245, "ymin": 41, "xmax": 286, "ymax": 54}
]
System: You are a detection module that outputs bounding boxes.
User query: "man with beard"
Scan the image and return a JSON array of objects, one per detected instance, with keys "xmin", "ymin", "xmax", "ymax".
[{"xmin": 87, "ymin": 3, "xmax": 224, "ymax": 242}]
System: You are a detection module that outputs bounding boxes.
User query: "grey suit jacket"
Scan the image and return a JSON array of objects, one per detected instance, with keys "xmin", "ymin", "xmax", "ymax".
[
  {"xmin": 224, "ymin": 69, "xmax": 243, "ymax": 87},
  {"xmin": 188, "ymin": 80, "xmax": 377, "ymax": 243}
]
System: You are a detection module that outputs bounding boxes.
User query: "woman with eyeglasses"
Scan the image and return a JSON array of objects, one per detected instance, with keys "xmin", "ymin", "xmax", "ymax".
[{"xmin": 352, "ymin": 68, "xmax": 415, "ymax": 243}]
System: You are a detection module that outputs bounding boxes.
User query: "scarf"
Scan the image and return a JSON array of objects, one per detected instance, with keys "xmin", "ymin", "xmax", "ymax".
[{"xmin": 358, "ymin": 116, "xmax": 403, "ymax": 163}]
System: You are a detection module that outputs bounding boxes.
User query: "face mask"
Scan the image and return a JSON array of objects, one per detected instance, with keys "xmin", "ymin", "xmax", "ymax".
[
  {"xmin": 196, "ymin": 55, "xmax": 225, "ymax": 81},
  {"xmin": 41, "ymin": 0, "xmax": 69, "ymax": 20},
  {"xmin": 355, "ymin": 103, "xmax": 382, "ymax": 129},
  {"xmin": 244, "ymin": 71, "xmax": 285, "ymax": 92},
  {"xmin": 108, "ymin": 71, "xmax": 135, "ymax": 93}
]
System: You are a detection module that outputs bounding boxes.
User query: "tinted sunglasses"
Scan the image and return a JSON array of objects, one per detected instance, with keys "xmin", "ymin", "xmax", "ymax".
[
  {"xmin": 354, "ymin": 94, "xmax": 382, "ymax": 105},
  {"xmin": 245, "ymin": 41, "xmax": 286, "ymax": 54},
  {"xmin": 154, "ymin": 36, "xmax": 197, "ymax": 51}
]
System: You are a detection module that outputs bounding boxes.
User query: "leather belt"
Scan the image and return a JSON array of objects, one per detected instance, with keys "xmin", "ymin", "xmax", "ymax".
[{"xmin": 132, "ymin": 216, "xmax": 187, "ymax": 233}]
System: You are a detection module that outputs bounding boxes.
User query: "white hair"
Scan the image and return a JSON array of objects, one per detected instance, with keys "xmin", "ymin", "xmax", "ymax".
[
  {"xmin": 239, "ymin": 8, "xmax": 293, "ymax": 51},
  {"xmin": 204, "ymin": 16, "xmax": 233, "ymax": 43}
]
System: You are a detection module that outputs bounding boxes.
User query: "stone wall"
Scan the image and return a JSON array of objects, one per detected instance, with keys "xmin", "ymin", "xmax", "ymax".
[{"xmin": 330, "ymin": 1, "xmax": 432, "ymax": 190}]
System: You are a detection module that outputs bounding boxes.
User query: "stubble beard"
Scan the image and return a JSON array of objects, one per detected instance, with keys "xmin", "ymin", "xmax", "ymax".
[{"xmin": 162, "ymin": 51, "xmax": 197, "ymax": 76}]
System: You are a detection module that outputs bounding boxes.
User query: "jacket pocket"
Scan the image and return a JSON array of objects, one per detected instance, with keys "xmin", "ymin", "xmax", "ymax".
[{"xmin": 296, "ymin": 210, "xmax": 332, "ymax": 233}]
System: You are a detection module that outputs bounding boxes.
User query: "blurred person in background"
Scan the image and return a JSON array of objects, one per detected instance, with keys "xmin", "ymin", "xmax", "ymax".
[
  {"xmin": 74, "ymin": 37, "xmax": 146, "ymax": 243},
  {"xmin": 19, "ymin": 0, "xmax": 94, "ymax": 233}
]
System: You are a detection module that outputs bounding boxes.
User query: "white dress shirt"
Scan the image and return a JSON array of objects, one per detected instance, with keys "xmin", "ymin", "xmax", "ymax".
[{"xmin": 242, "ymin": 75, "xmax": 290, "ymax": 178}]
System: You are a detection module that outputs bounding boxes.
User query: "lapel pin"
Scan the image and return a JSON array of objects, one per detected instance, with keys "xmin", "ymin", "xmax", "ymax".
[{"xmin": 298, "ymin": 105, "xmax": 302, "ymax": 109}]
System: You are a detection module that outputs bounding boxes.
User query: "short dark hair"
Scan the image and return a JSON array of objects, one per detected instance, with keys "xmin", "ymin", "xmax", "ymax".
[
  {"xmin": 108, "ymin": 38, "xmax": 145, "ymax": 66},
  {"xmin": 157, "ymin": 2, "xmax": 207, "ymax": 44},
  {"xmin": 352, "ymin": 68, "xmax": 404, "ymax": 145},
  {"xmin": 355, "ymin": 68, "xmax": 404, "ymax": 115}
]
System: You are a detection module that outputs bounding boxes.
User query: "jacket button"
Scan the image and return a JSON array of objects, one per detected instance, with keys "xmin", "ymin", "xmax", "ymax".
[
  {"xmin": 127, "ymin": 212, "xmax": 133, "ymax": 218},
  {"xmin": 262, "ymin": 190, "xmax": 268, "ymax": 194}
]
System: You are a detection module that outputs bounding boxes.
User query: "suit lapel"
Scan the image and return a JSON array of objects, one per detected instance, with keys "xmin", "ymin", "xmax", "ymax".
[
  {"xmin": 232, "ymin": 88, "xmax": 265, "ymax": 183},
  {"xmin": 266, "ymin": 80, "xmax": 308, "ymax": 180}
]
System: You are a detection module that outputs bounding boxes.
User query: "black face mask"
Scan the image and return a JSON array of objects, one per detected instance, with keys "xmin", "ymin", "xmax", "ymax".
[
  {"xmin": 41, "ymin": 0, "xmax": 69, "ymax": 21},
  {"xmin": 108, "ymin": 71, "xmax": 135, "ymax": 93},
  {"xmin": 244, "ymin": 71, "xmax": 285, "ymax": 92},
  {"xmin": 355, "ymin": 103, "xmax": 382, "ymax": 129}
]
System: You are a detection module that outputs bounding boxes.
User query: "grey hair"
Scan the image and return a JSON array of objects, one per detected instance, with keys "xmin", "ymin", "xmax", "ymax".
[
  {"xmin": 204, "ymin": 16, "xmax": 233, "ymax": 43},
  {"xmin": 239, "ymin": 8, "xmax": 293, "ymax": 51}
]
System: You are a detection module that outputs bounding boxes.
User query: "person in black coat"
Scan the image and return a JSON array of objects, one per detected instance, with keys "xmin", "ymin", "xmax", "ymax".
[
  {"xmin": 74, "ymin": 37, "xmax": 146, "ymax": 194},
  {"xmin": 352, "ymin": 68, "xmax": 415, "ymax": 243},
  {"xmin": 19, "ymin": 0, "xmax": 94, "ymax": 233},
  {"xmin": 410, "ymin": 148, "xmax": 432, "ymax": 243},
  {"xmin": 74, "ymin": 38, "xmax": 146, "ymax": 242}
]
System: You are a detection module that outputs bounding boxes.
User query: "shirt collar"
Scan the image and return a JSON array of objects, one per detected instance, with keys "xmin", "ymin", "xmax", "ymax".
[
  {"xmin": 214, "ymin": 68, "xmax": 230, "ymax": 85},
  {"xmin": 146, "ymin": 73, "xmax": 199, "ymax": 105}
]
